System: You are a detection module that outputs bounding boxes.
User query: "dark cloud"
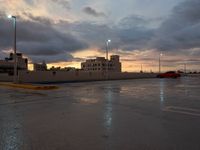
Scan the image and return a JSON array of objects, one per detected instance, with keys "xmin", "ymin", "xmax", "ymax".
[
  {"xmin": 116, "ymin": 27, "xmax": 155, "ymax": 50},
  {"xmin": 152, "ymin": 0, "xmax": 200, "ymax": 51},
  {"xmin": 51, "ymin": 0, "xmax": 70, "ymax": 9},
  {"xmin": 1, "ymin": 0, "xmax": 200, "ymax": 64},
  {"xmin": 67, "ymin": 15, "xmax": 155, "ymax": 51},
  {"xmin": 0, "ymin": 14, "xmax": 88, "ymax": 63},
  {"xmin": 118, "ymin": 15, "xmax": 150, "ymax": 29},
  {"xmin": 114, "ymin": 15, "xmax": 160, "ymax": 50},
  {"xmin": 0, "ymin": 17, "xmax": 13, "ymax": 49},
  {"xmin": 83, "ymin": 6, "xmax": 106, "ymax": 17},
  {"xmin": 30, "ymin": 53, "xmax": 73, "ymax": 63},
  {"xmin": 70, "ymin": 22, "xmax": 116, "ymax": 48},
  {"xmin": 70, "ymin": 0, "xmax": 200, "ymax": 57}
]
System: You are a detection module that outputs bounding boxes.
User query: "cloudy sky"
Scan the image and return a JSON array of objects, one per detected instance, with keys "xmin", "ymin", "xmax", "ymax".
[{"xmin": 0, "ymin": 0, "xmax": 200, "ymax": 72}]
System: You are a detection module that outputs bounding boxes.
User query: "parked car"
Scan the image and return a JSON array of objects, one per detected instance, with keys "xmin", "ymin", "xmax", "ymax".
[{"xmin": 157, "ymin": 71, "xmax": 181, "ymax": 78}]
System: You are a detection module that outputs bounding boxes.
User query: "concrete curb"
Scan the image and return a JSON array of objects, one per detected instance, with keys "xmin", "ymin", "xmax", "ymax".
[{"xmin": 0, "ymin": 82, "xmax": 59, "ymax": 90}]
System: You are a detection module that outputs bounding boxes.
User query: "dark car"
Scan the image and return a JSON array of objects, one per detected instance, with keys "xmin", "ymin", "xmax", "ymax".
[{"xmin": 157, "ymin": 71, "xmax": 181, "ymax": 78}]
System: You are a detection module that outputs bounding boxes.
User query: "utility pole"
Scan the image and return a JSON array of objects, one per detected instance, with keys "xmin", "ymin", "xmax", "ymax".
[
  {"xmin": 8, "ymin": 15, "xmax": 18, "ymax": 83},
  {"xmin": 159, "ymin": 53, "xmax": 163, "ymax": 73},
  {"xmin": 106, "ymin": 39, "xmax": 111, "ymax": 79}
]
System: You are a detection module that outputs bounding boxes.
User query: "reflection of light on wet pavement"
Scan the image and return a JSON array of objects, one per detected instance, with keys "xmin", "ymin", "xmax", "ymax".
[
  {"xmin": 105, "ymin": 106, "xmax": 112, "ymax": 129},
  {"xmin": 79, "ymin": 98, "xmax": 99, "ymax": 104},
  {"xmin": 104, "ymin": 87, "xmax": 113, "ymax": 130},
  {"xmin": 1, "ymin": 78, "xmax": 200, "ymax": 150},
  {"xmin": 163, "ymin": 106, "xmax": 200, "ymax": 117},
  {"xmin": 159, "ymin": 79, "xmax": 165, "ymax": 109},
  {"xmin": 120, "ymin": 86, "xmax": 146, "ymax": 96}
]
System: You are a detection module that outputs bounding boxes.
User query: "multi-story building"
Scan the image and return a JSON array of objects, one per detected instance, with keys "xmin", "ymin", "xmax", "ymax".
[
  {"xmin": 0, "ymin": 53, "xmax": 28, "ymax": 75},
  {"xmin": 33, "ymin": 61, "xmax": 47, "ymax": 71},
  {"xmin": 81, "ymin": 55, "xmax": 121, "ymax": 72}
]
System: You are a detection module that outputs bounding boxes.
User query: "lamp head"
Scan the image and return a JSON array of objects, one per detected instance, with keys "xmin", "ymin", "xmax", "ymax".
[
  {"xmin": 8, "ymin": 15, "xmax": 12, "ymax": 19},
  {"xmin": 7, "ymin": 15, "xmax": 16, "ymax": 19},
  {"xmin": 107, "ymin": 39, "xmax": 111, "ymax": 43}
]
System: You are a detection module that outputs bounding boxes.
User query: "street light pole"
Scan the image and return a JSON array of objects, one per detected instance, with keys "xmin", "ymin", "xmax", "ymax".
[
  {"xmin": 159, "ymin": 53, "xmax": 163, "ymax": 73},
  {"xmin": 106, "ymin": 39, "xmax": 111, "ymax": 60},
  {"xmin": 8, "ymin": 15, "xmax": 17, "ymax": 83},
  {"xmin": 184, "ymin": 63, "xmax": 187, "ymax": 74},
  {"xmin": 106, "ymin": 39, "xmax": 111, "ymax": 79},
  {"xmin": 140, "ymin": 64, "xmax": 143, "ymax": 73}
]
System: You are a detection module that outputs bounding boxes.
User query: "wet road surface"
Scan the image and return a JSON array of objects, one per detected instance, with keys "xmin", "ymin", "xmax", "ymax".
[{"xmin": 0, "ymin": 77, "xmax": 200, "ymax": 150}]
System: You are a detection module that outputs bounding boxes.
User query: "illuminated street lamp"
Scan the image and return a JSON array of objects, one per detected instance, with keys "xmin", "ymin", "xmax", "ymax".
[
  {"xmin": 106, "ymin": 39, "xmax": 111, "ymax": 60},
  {"xmin": 105, "ymin": 39, "xmax": 111, "ymax": 79},
  {"xmin": 8, "ymin": 15, "xmax": 17, "ymax": 83},
  {"xmin": 159, "ymin": 53, "xmax": 163, "ymax": 73}
]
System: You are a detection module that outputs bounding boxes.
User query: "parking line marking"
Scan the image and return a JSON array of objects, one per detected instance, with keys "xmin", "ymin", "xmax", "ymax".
[{"xmin": 162, "ymin": 106, "xmax": 200, "ymax": 117}]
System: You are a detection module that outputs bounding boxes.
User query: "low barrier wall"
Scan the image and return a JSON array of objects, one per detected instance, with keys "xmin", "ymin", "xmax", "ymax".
[
  {"xmin": 18, "ymin": 71, "xmax": 157, "ymax": 83},
  {"xmin": 0, "ymin": 74, "xmax": 13, "ymax": 82}
]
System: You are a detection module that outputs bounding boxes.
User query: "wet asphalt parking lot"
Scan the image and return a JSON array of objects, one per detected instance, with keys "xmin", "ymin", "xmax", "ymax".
[{"xmin": 0, "ymin": 77, "xmax": 200, "ymax": 150}]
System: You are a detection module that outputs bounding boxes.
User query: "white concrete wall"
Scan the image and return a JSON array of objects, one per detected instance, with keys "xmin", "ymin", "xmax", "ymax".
[
  {"xmin": 18, "ymin": 70, "xmax": 157, "ymax": 83},
  {"xmin": 0, "ymin": 74, "xmax": 13, "ymax": 82},
  {"xmin": 186, "ymin": 74, "xmax": 200, "ymax": 77}
]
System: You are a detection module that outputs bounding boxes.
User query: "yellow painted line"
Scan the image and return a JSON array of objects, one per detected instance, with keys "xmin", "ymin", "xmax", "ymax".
[
  {"xmin": 163, "ymin": 106, "xmax": 200, "ymax": 117},
  {"xmin": 0, "ymin": 82, "xmax": 59, "ymax": 90}
]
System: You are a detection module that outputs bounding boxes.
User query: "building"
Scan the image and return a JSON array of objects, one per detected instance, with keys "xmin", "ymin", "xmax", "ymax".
[
  {"xmin": 0, "ymin": 53, "xmax": 28, "ymax": 75},
  {"xmin": 49, "ymin": 66, "xmax": 77, "ymax": 71},
  {"xmin": 33, "ymin": 61, "xmax": 47, "ymax": 71},
  {"xmin": 81, "ymin": 55, "xmax": 121, "ymax": 72}
]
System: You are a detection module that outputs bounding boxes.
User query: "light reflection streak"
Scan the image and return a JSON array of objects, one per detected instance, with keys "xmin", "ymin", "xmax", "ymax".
[
  {"xmin": 104, "ymin": 86, "xmax": 113, "ymax": 131},
  {"xmin": 79, "ymin": 97, "xmax": 99, "ymax": 104},
  {"xmin": 160, "ymin": 79, "xmax": 165, "ymax": 109}
]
